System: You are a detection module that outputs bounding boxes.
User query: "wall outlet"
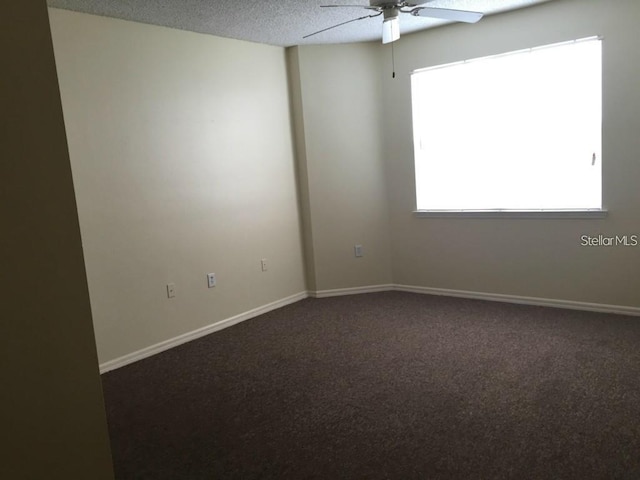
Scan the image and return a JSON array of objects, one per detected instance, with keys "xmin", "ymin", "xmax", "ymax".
[
  {"xmin": 354, "ymin": 244, "xmax": 364, "ymax": 257},
  {"xmin": 207, "ymin": 273, "xmax": 216, "ymax": 288},
  {"xmin": 166, "ymin": 283, "xmax": 176, "ymax": 298},
  {"xmin": 261, "ymin": 258, "xmax": 268, "ymax": 272}
]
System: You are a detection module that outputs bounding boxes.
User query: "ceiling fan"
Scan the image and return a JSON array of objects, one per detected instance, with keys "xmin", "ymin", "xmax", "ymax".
[{"xmin": 304, "ymin": 1, "xmax": 484, "ymax": 44}]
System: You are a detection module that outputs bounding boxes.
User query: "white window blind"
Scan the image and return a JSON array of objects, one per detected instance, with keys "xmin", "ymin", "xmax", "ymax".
[{"xmin": 411, "ymin": 37, "xmax": 602, "ymax": 212}]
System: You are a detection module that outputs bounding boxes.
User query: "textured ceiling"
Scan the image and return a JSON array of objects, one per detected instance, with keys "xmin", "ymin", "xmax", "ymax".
[{"xmin": 47, "ymin": 0, "xmax": 552, "ymax": 47}]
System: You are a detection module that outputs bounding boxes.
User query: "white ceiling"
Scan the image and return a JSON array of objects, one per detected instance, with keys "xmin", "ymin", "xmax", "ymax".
[{"xmin": 47, "ymin": 0, "xmax": 552, "ymax": 47}]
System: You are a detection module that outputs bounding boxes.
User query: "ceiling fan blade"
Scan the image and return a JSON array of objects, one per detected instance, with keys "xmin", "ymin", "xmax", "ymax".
[
  {"xmin": 320, "ymin": 5, "xmax": 380, "ymax": 9},
  {"xmin": 411, "ymin": 7, "xmax": 483, "ymax": 23},
  {"xmin": 303, "ymin": 12, "xmax": 382, "ymax": 39},
  {"xmin": 405, "ymin": 1, "xmax": 438, "ymax": 6}
]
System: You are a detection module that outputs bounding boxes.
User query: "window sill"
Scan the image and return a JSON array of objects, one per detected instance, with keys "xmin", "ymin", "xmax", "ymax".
[{"xmin": 413, "ymin": 209, "xmax": 608, "ymax": 219}]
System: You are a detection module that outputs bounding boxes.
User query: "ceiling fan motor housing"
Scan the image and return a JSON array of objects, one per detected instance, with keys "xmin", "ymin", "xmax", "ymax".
[
  {"xmin": 369, "ymin": 1, "xmax": 406, "ymax": 19},
  {"xmin": 384, "ymin": 8, "xmax": 399, "ymax": 20}
]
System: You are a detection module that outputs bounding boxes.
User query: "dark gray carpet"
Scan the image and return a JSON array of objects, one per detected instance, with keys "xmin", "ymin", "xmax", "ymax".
[{"xmin": 101, "ymin": 291, "xmax": 640, "ymax": 479}]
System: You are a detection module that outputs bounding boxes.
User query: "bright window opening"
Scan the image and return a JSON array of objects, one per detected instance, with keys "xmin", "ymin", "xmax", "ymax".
[{"xmin": 411, "ymin": 37, "xmax": 602, "ymax": 212}]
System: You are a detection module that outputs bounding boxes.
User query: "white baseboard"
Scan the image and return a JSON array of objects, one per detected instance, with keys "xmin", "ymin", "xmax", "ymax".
[
  {"xmin": 99, "ymin": 291, "xmax": 309, "ymax": 374},
  {"xmin": 100, "ymin": 284, "xmax": 640, "ymax": 373},
  {"xmin": 309, "ymin": 284, "xmax": 395, "ymax": 298},
  {"xmin": 394, "ymin": 284, "xmax": 640, "ymax": 317}
]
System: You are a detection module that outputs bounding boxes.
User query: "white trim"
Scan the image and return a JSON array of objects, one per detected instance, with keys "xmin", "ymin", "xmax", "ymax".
[
  {"xmin": 394, "ymin": 284, "xmax": 640, "ymax": 317},
  {"xmin": 309, "ymin": 284, "xmax": 395, "ymax": 298},
  {"xmin": 413, "ymin": 209, "xmax": 608, "ymax": 219},
  {"xmin": 99, "ymin": 291, "xmax": 308, "ymax": 374}
]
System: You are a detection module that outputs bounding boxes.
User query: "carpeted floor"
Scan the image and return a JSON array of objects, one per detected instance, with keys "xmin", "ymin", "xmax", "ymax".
[{"xmin": 101, "ymin": 292, "xmax": 640, "ymax": 479}]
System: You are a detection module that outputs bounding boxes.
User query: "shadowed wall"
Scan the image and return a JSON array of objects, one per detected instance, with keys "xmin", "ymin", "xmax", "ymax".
[{"xmin": 1, "ymin": 2, "xmax": 114, "ymax": 478}]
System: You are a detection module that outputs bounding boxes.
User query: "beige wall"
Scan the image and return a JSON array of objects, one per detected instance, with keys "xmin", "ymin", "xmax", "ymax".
[
  {"xmin": 49, "ymin": 9, "xmax": 306, "ymax": 364},
  {"xmin": 44, "ymin": 0, "xmax": 639, "ymax": 372},
  {"xmin": 290, "ymin": 43, "xmax": 393, "ymax": 292},
  {"xmin": 1, "ymin": 2, "xmax": 114, "ymax": 479},
  {"xmin": 382, "ymin": 0, "xmax": 640, "ymax": 307}
]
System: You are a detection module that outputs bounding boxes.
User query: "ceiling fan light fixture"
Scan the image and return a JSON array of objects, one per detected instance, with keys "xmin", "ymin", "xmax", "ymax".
[{"xmin": 382, "ymin": 16, "xmax": 400, "ymax": 44}]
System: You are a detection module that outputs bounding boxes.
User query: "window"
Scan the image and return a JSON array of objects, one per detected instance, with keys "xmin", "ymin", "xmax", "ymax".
[{"xmin": 411, "ymin": 37, "xmax": 602, "ymax": 214}]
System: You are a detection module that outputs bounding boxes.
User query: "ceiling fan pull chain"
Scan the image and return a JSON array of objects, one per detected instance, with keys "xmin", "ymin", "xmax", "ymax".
[{"xmin": 391, "ymin": 40, "xmax": 396, "ymax": 78}]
